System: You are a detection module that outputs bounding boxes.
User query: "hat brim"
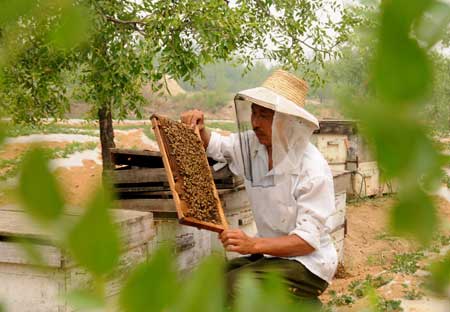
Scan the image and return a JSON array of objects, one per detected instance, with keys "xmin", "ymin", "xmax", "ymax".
[{"xmin": 235, "ymin": 87, "xmax": 319, "ymax": 129}]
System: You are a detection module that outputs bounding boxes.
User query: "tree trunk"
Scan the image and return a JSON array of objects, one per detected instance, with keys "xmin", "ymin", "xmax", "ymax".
[{"xmin": 98, "ymin": 105, "xmax": 115, "ymax": 176}]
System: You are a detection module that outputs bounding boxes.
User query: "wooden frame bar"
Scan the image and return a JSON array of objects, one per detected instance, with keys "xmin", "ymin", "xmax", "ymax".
[{"xmin": 151, "ymin": 114, "xmax": 228, "ymax": 233}]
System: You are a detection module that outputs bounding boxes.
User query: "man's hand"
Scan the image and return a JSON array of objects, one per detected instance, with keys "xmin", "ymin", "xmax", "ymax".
[
  {"xmin": 180, "ymin": 109, "xmax": 210, "ymax": 148},
  {"xmin": 219, "ymin": 229, "xmax": 257, "ymax": 254},
  {"xmin": 180, "ymin": 109, "xmax": 205, "ymax": 131}
]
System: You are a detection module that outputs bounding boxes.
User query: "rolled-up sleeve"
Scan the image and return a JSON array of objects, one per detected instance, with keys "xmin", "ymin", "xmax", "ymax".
[
  {"xmin": 206, "ymin": 132, "xmax": 244, "ymax": 176},
  {"xmin": 289, "ymin": 176, "xmax": 335, "ymax": 251}
]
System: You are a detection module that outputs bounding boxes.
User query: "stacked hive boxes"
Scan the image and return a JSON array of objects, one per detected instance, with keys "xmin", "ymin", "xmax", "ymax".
[{"xmin": 0, "ymin": 206, "xmax": 154, "ymax": 312}]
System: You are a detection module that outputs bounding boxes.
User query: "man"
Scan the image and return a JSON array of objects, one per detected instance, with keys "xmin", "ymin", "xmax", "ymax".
[{"xmin": 181, "ymin": 70, "xmax": 337, "ymax": 304}]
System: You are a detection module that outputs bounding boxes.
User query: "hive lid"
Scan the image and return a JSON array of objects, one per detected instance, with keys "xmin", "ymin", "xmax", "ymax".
[{"xmin": 0, "ymin": 205, "xmax": 154, "ymax": 268}]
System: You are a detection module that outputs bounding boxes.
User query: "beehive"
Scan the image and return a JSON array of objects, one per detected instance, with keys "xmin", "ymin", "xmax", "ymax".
[{"xmin": 0, "ymin": 206, "xmax": 154, "ymax": 312}]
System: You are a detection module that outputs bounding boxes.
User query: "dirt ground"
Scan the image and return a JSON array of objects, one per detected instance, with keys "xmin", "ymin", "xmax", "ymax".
[
  {"xmin": 321, "ymin": 196, "xmax": 450, "ymax": 304},
  {"xmin": 1, "ymin": 124, "xmax": 449, "ymax": 311}
]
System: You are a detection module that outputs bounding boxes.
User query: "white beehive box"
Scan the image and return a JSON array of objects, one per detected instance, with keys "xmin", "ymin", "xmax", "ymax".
[
  {"xmin": 152, "ymin": 217, "xmax": 212, "ymax": 273},
  {"xmin": 351, "ymin": 161, "xmax": 380, "ymax": 197},
  {"xmin": 328, "ymin": 191, "xmax": 347, "ymax": 264},
  {"xmin": 312, "ymin": 134, "xmax": 348, "ymax": 165},
  {"xmin": 211, "ymin": 186, "xmax": 257, "ymax": 259},
  {"xmin": 0, "ymin": 206, "xmax": 154, "ymax": 312}
]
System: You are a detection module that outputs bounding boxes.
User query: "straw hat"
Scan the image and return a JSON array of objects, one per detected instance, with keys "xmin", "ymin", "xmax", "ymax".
[
  {"xmin": 262, "ymin": 70, "xmax": 308, "ymax": 108},
  {"xmin": 234, "ymin": 69, "xmax": 318, "ymax": 129}
]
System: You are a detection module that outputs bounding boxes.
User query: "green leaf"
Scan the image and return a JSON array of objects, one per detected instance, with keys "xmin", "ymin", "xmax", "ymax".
[
  {"xmin": 0, "ymin": 123, "xmax": 5, "ymax": 146},
  {"xmin": 374, "ymin": 36, "xmax": 431, "ymax": 103},
  {"xmin": 374, "ymin": 0, "xmax": 432, "ymax": 102},
  {"xmin": 427, "ymin": 252, "xmax": 450, "ymax": 295},
  {"xmin": 174, "ymin": 255, "xmax": 225, "ymax": 312},
  {"xmin": 119, "ymin": 245, "xmax": 178, "ymax": 312},
  {"xmin": 390, "ymin": 187, "xmax": 437, "ymax": 244},
  {"xmin": 47, "ymin": 5, "xmax": 92, "ymax": 50},
  {"xmin": 67, "ymin": 185, "xmax": 120, "ymax": 277},
  {"xmin": 234, "ymin": 272, "xmax": 264, "ymax": 312},
  {"xmin": 0, "ymin": 0, "xmax": 36, "ymax": 26},
  {"xmin": 65, "ymin": 289, "xmax": 105, "ymax": 310},
  {"xmin": 234, "ymin": 271, "xmax": 307, "ymax": 312},
  {"xmin": 18, "ymin": 148, "xmax": 64, "ymax": 222}
]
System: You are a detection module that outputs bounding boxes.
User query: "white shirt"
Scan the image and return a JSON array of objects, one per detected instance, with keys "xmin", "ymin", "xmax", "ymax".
[{"xmin": 207, "ymin": 131, "xmax": 338, "ymax": 283}]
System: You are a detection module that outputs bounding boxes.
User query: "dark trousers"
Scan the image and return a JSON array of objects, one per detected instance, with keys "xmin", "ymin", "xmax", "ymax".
[{"xmin": 226, "ymin": 254, "xmax": 328, "ymax": 306}]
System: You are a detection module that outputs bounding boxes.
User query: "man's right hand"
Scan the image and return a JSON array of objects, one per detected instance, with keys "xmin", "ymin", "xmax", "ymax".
[
  {"xmin": 181, "ymin": 109, "xmax": 205, "ymax": 131},
  {"xmin": 180, "ymin": 109, "xmax": 210, "ymax": 148}
]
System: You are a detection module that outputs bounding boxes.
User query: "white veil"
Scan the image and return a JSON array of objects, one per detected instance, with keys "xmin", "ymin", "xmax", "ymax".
[{"xmin": 234, "ymin": 92, "xmax": 318, "ymax": 187}]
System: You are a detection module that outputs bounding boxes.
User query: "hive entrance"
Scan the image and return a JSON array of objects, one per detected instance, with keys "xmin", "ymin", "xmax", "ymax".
[{"xmin": 151, "ymin": 114, "xmax": 228, "ymax": 232}]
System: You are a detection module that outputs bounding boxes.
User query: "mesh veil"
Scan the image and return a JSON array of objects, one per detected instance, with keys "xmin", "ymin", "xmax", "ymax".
[{"xmin": 234, "ymin": 96, "xmax": 316, "ymax": 187}]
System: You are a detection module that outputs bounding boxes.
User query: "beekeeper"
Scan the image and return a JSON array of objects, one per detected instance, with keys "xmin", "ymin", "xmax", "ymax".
[{"xmin": 181, "ymin": 70, "xmax": 337, "ymax": 304}]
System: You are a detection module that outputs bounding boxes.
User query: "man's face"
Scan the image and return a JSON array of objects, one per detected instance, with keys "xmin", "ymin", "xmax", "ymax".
[{"xmin": 251, "ymin": 104, "xmax": 274, "ymax": 147}]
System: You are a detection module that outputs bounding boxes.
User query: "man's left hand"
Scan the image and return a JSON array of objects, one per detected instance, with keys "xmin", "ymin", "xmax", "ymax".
[{"xmin": 219, "ymin": 229, "xmax": 257, "ymax": 254}]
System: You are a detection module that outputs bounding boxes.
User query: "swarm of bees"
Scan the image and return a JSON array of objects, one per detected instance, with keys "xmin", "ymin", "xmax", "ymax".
[{"xmin": 159, "ymin": 117, "xmax": 220, "ymax": 224}]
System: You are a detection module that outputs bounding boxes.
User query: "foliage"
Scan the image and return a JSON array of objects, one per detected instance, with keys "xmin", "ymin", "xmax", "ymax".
[
  {"xmin": 178, "ymin": 61, "xmax": 272, "ymax": 93},
  {"xmin": 327, "ymin": 290, "xmax": 355, "ymax": 306},
  {"xmin": 425, "ymin": 252, "xmax": 450, "ymax": 295},
  {"xmin": 375, "ymin": 297, "xmax": 403, "ymax": 312},
  {"xmin": 348, "ymin": 274, "xmax": 393, "ymax": 298},
  {"xmin": 171, "ymin": 91, "xmax": 231, "ymax": 113},
  {"xmin": 67, "ymin": 184, "xmax": 120, "ymax": 277},
  {"xmin": 4, "ymin": 122, "xmax": 97, "ymax": 137},
  {"xmin": 339, "ymin": 0, "xmax": 450, "ymax": 245},
  {"xmin": 402, "ymin": 288, "xmax": 424, "ymax": 300},
  {"xmin": 390, "ymin": 252, "xmax": 425, "ymax": 274},
  {"xmin": 18, "ymin": 148, "xmax": 65, "ymax": 222},
  {"xmin": 206, "ymin": 121, "xmax": 238, "ymax": 133}
]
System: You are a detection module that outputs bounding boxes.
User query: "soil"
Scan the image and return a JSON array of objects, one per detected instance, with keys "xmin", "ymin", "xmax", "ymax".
[
  {"xmin": 320, "ymin": 196, "xmax": 450, "ymax": 308},
  {"xmin": 157, "ymin": 116, "xmax": 221, "ymax": 224}
]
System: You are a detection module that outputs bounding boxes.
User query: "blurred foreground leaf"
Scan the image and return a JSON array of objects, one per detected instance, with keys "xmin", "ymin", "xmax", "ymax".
[
  {"xmin": 47, "ymin": 4, "xmax": 92, "ymax": 50},
  {"xmin": 234, "ymin": 272, "xmax": 313, "ymax": 312},
  {"xmin": 119, "ymin": 245, "xmax": 177, "ymax": 312},
  {"xmin": 374, "ymin": 0, "xmax": 433, "ymax": 103},
  {"xmin": 67, "ymin": 185, "xmax": 119, "ymax": 277},
  {"xmin": 427, "ymin": 252, "xmax": 450, "ymax": 295},
  {"xmin": 65, "ymin": 289, "xmax": 105, "ymax": 311},
  {"xmin": 0, "ymin": 0, "xmax": 36, "ymax": 26},
  {"xmin": 234, "ymin": 273, "xmax": 265, "ymax": 312},
  {"xmin": 390, "ymin": 188, "xmax": 437, "ymax": 244},
  {"xmin": 174, "ymin": 255, "xmax": 225, "ymax": 312},
  {"xmin": 0, "ymin": 124, "xmax": 5, "ymax": 146},
  {"xmin": 18, "ymin": 148, "xmax": 64, "ymax": 222}
]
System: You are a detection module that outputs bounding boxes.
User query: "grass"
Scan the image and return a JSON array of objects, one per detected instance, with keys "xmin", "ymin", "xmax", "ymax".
[
  {"xmin": 206, "ymin": 121, "xmax": 237, "ymax": 132},
  {"xmin": 402, "ymin": 288, "xmax": 424, "ymax": 300},
  {"xmin": 326, "ymin": 274, "xmax": 393, "ymax": 309},
  {"xmin": 375, "ymin": 232, "xmax": 400, "ymax": 242},
  {"xmin": 0, "ymin": 141, "xmax": 98, "ymax": 182},
  {"xmin": 376, "ymin": 297, "xmax": 403, "ymax": 312},
  {"xmin": 348, "ymin": 274, "xmax": 393, "ymax": 298},
  {"xmin": 327, "ymin": 290, "xmax": 355, "ymax": 306},
  {"xmin": 390, "ymin": 251, "xmax": 425, "ymax": 274},
  {"xmin": 4, "ymin": 122, "xmax": 97, "ymax": 137}
]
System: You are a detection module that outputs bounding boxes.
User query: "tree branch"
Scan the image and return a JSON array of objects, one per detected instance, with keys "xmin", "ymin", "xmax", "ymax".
[
  {"xmin": 105, "ymin": 15, "xmax": 148, "ymax": 26},
  {"xmin": 105, "ymin": 15, "xmax": 147, "ymax": 36}
]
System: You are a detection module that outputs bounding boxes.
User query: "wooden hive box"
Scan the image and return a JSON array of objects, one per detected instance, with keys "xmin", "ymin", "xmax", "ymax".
[
  {"xmin": 0, "ymin": 206, "xmax": 154, "ymax": 312},
  {"xmin": 110, "ymin": 149, "xmax": 244, "ymax": 197},
  {"xmin": 151, "ymin": 114, "xmax": 228, "ymax": 233},
  {"xmin": 312, "ymin": 120, "xmax": 357, "ymax": 172}
]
